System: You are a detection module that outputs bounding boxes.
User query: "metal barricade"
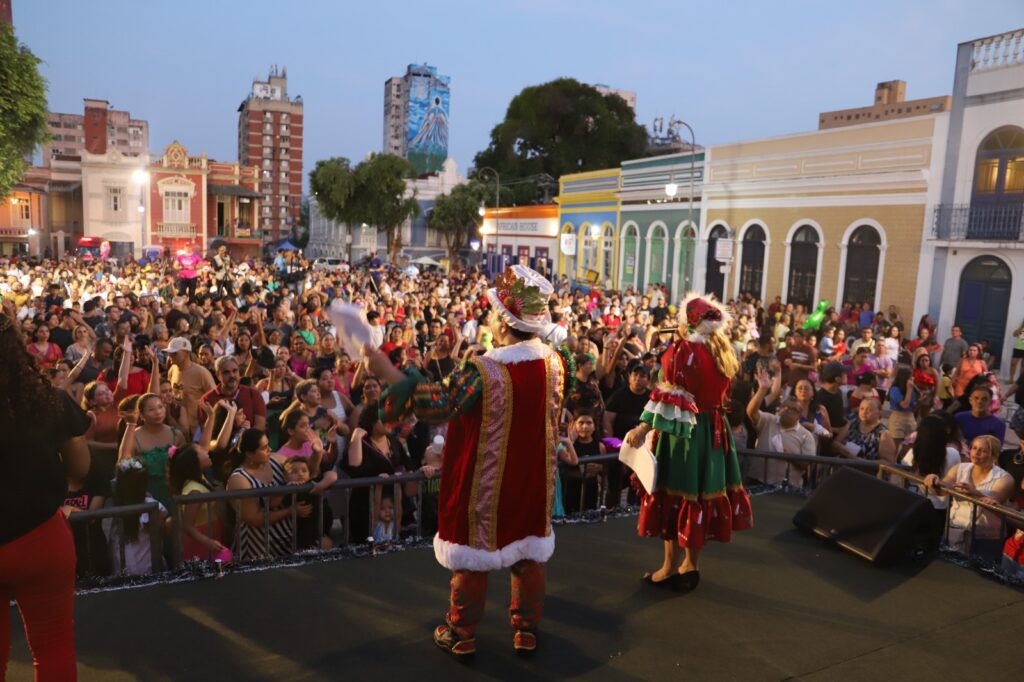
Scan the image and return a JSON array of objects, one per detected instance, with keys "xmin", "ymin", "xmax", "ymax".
[{"xmin": 68, "ymin": 501, "xmax": 163, "ymax": 577}]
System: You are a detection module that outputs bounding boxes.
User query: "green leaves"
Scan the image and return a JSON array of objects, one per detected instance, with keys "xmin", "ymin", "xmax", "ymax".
[
  {"xmin": 429, "ymin": 181, "xmax": 488, "ymax": 266},
  {"xmin": 472, "ymin": 78, "xmax": 646, "ymax": 201},
  {"xmin": 0, "ymin": 23, "xmax": 49, "ymax": 200},
  {"xmin": 308, "ymin": 154, "xmax": 421, "ymax": 259}
]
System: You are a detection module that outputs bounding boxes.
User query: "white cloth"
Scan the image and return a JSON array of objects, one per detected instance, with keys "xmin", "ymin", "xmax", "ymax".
[{"xmin": 752, "ymin": 411, "xmax": 817, "ymax": 486}]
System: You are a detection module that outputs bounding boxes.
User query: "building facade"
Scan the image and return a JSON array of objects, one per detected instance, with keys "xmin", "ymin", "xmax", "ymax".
[
  {"xmin": 237, "ymin": 66, "xmax": 303, "ymax": 242},
  {"xmin": 480, "ymin": 205, "xmax": 559, "ymax": 277},
  {"xmin": 43, "ymin": 99, "xmax": 148, "ymax": 167},
  {"xmin": 383, "ymin": 64, "xmax": 451, "ymax": 175},
  {"xmin": 701, "ymin": 116, "xmax": 945, "ymax": 321},
  {"xmin": 80, "ymin": 148, "xmax": 149, "ymax": 259},
  {"xmin": 920, "ymin": 28, "xmax": 1024, "ymax": 374},
  {"xmin": 307, "ymin": 196, "xmax": 349, "ymax": 260},
  {"xmin": 592, "ymin": 83, "xmax": 637, "ymax": 111},
  {"xmin": 819, "ymin": 80, "xmax": 950, "ymax": 130},
  {"xmin": 619, "ymin": 152, "xmax": 703, "ymax": 300},
  {"xmin": 556, "ymin": 169, "xmax": 621, "ymax": 287},
  {"xmin": 0, "ymin": 166, "xmax": 47, "ymax": 256}
]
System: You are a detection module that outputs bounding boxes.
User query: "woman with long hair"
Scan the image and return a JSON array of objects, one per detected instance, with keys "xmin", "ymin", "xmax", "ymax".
[
  {"xmin": 27, "ymin": 324, "xmax": 64, "ymax": 371},
  {"xmin": 64, "ymin": 324, "xmax": 95, "ymax": 364},
  {"xmin": 952, "ymin": 344, "xmax": 988, "ymax": 400},
  {"xmin": 118, "ymin": 392, "xmax": 187, "ymax": 509},
  {"xmin": 912, "ymin": 351, "xmax": 941, "ymax": 420},
  {"xmin": 225, "ymin": 428, "xmax": 299, "ymax": 561},
  {"xmin": 0, "ymin": 304, "xmax": 91, "ymax": 679},
  {"xmin": 902, "ymin": 414, "xmax": 962, "ymax": 548},
  {"xmin": 625, "ymin": 295, "xmax": 753, "ymax": 592},
  {"xmin": 346, "ymin": 400, "xmax": 407, "ymax": 543}
]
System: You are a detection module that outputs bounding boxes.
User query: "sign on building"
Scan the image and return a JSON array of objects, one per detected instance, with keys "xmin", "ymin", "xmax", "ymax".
[
  {"xmin": 715, "ymin": 239, "xmax": 734, "ymax": 262},
  {"xmin": 560, "ymin": 233, "xmax": 577, "ymax": 255}
]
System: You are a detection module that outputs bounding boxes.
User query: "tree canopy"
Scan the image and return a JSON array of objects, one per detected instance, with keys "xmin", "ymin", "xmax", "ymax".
[
  {"xmin": 472, "ymin": 78, "xmax": 647, "ymax": 203},
  {"xmin": 0, "ymin": 24, "xmax": 49, "ymax": 201},
  {"xmin": 309, "ymin": 154, "xmax": 420, "ymax": 260},
  {"xmin": 429, "ymin": 181, "xmax": 488, "ymax": 269}
]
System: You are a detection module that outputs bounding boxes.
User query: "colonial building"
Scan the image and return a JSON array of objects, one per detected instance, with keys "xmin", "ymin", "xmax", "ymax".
[
  {"xmin": 556, "ymin": 168, "xmax": 621, "ymax": 287},
  {"xmin": 920, "ymin": 28, "xmax": 1024, "ymax": 373},
  {"xmin": 480, "ymin": 205, "xmax": 559, "ymax": 277},
  {"xmin": 701, "ymin": 114, "xmax": 946, "ymax": 319},
  {"xmin": 80, "ymin": 148, "xmax": 149, "ymax": 259},
  {"xmin": 145, "ymin": 142, "xmax": 261, "ymax": 258},
  {"xmin": 618, "ymin": 151, "xmax": 703, "ymax": 300},
  {"xmin": 0, "ymin": 166, "xmax": 48, "ymax": 256}
]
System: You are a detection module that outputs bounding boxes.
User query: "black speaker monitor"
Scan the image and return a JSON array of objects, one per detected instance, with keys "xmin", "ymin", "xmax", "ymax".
[{"xmin": 792, "ymin": 467, "xmax": 933, "ymax": 566}]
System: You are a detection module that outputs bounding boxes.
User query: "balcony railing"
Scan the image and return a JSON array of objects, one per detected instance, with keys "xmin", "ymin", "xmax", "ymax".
[
  {"xmin": 156, "ymin": 222, "xmax": 197, "ymax": 238},
  {"xmin": 932, "ymin": 203, "xmax": 1024, "ymax": 241}
]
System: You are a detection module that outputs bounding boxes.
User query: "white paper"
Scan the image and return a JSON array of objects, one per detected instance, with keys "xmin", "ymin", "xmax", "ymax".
[
  {"xmin": 845, "ymin": 442, "xmax": 863, "ymax": 457},
  {"xmin": 326, "ymin": 301, "xmax": 373, "ymax": 358},
  {"xmin": 619, "ymin": 439, "xmax": 658, "ymax": 495}
]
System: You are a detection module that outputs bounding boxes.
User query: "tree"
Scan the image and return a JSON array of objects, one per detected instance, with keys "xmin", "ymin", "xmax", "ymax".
[
  {"xmin": 472, "ymin": 78, "xmax": 647, "ymax": 203},
  {"xmin": 429, "ymin": 181, "xmax": 488, "ymax": 269},
  {"xmin": 309, "ymin": 154, "xmax": 420, "ymax": 261},
  {"xmin": 0, "ymin": 24, "xmax": 49, "ymax": 201}
]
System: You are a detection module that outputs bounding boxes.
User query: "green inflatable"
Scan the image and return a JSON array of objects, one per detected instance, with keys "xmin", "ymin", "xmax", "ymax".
[{"xmin": 801, "ymin": 300, "xmax": 830, "ymax": 331}]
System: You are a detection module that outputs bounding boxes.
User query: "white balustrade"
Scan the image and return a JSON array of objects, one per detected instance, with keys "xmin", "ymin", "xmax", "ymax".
[{"xmin": 971, "ymin": 29, "xmax": 1024, "ymax": 72}]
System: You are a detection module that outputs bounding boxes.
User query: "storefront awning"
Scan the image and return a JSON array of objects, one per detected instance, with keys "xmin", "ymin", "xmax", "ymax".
[{"xmin": 208, "ymin": 184, "xmax": 262, "ymax": 199}]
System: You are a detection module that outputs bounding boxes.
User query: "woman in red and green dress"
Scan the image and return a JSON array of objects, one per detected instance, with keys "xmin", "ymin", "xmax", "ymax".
[{"xmin": 625, "ymin": 295, "xmax": 753, "ymax": 592}]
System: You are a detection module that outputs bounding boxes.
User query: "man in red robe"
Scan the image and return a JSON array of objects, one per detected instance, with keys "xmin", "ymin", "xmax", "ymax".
[{"xmin": 367, "ymin": 265, "xmax": 574, "ymax": 659}]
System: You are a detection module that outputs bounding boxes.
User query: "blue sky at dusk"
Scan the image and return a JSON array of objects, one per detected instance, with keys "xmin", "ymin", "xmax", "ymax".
[{"xmin": 13, "ymin": 0, "xmax": 1024, "ymax": 190}]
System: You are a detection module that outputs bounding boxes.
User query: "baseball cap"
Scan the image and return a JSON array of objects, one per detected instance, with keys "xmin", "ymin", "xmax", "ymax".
[{"xmin": 166, "ymin": 337, "xmax": 192, "ymax": 354}]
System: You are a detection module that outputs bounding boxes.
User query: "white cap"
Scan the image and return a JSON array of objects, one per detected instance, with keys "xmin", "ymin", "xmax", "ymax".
[{"xmin": 166, "ymin": 337, "xmax": 192, "ymax": 354}]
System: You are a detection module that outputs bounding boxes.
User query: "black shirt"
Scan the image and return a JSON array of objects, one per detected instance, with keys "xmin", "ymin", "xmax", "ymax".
[
  {"xmin": 1, "ymin": 391, "xmax": 90, "ymax": 545},
  {"xmin": 815, "ymin": 387, "xmax": 847, "ymax": 429},
  {"xmin": 50, "ymin": 326, "xmax": 74, "ymax": 352},
  {"xmin": 606, "ymin": 387, "xmax": 649, "ymax": 439}
]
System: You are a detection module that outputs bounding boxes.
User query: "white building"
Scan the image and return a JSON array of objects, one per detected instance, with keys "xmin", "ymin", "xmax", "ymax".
[
  {"xmin": 307, "ymin": 196, "xmax": 350, "ymax": 260},
  {"xmin": 80, "ymin": 148, "xmax": 150, "ymax": 259},
  {"xmin": 917, "ymin": 28, "xmax": 1024, "ymax": 376}
]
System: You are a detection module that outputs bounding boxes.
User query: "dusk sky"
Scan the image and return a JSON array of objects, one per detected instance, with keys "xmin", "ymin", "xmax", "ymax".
[{"xmin": 14, "ymin": 1, "xmax": 1024, "ymax": 189}]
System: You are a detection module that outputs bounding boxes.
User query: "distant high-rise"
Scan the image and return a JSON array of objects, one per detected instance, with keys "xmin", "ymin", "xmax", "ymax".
[
  {"xmin": 237, "ymin": 65, "xmax": 303, "ymax": 241},
  {"xmin": 42, "ymin": 99, "xmax": 148, "ymax": 165},
  {"xmin": 592, "ymin": 84, "xmax": 637, "ymax": 112},
  {"xmin": 383, "ymin": 64, "xmax": 450, "ymax": 175},
  {"xmin": 818, "ymin": 80, "xmax": 950, "ymax": 130},
  {"xmin": 0, "ymin": 0, "xmax": 12, "ymax": 25}
]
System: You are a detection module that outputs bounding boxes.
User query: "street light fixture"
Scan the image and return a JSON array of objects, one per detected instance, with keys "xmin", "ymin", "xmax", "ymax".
[
  {"xmin": 665, "ymin": 120, "xmax": 698, "ymax": 289},
  {"xmin": 470, "ymin": 239, "xmax": 481, "ymax": 251},
  {"xmin": 588, "ymin": 223, "xmax": 601, "ymax": 239}
]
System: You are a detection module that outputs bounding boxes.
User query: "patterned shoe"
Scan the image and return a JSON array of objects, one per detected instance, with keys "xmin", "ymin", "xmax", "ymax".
[
  {"xmin": 513, "ymin": 630, "xmax": 537, "ymax": 657},
  {"xmin": 433, "ymin": 624, "xmax": 476, "ymax": 659}
]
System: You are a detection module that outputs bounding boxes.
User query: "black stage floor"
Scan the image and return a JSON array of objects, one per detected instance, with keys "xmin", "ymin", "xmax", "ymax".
[{"xmin": 8, "ymin": 493, "xmax": 1024, "ymax": 681}]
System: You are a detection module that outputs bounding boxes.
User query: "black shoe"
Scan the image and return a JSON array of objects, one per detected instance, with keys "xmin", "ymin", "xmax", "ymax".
[
  {"xmin": 674, "ymin": 570, "xmax": 700, "ymax": 593},
  {"xmin": 642, "ymin": 571, "xmax": 682, "ymax": 589},
  {"xmin": 433, "ymin": 624, "xmax": 476, "ymax": 659}
]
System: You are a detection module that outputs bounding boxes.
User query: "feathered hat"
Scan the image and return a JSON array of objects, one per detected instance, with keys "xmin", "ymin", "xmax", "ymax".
[
  {"xmin": 486, "ymin": 265, "xmax": 554, "ymax": 335},
  {"xmin": 678, "ymin": 292, "xmax": 732, "ymax": 339}
]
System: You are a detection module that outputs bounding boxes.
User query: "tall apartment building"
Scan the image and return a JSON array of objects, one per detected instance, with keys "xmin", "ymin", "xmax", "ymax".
[
  {"xmin": 42, "ymin": 99, "xmax": 148, "ymax": 166},
  {"xmin": 382, "ymin": 64, "xmax": 450, "ymax": 175},
  {"xmin": 592, "ymin": 83, "xmax": 637, "ymax": 112},
  {"xmin": 237, "ymin": 65, "xmax": 303, "ymax": 241},
  {"xmin": 818, "ymin": 80, "xmax": 950, "ymax": 130},
  {"xmin": 1, "ymin": 0, "xmax": 13, "ymax": 25}
]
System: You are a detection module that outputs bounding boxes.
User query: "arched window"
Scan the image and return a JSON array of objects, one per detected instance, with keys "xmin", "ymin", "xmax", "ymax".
[
  {"xmin": 646, "ymin": 223, "xmax": 669, "ymax": 285},
  {"xmin": 842, "ymin": 225, "xmax": 881, "ymax": 308},
  {"xmin": 971, "ymin": 126, "xmax": 1024, "ymax": 239},
  {"xmin": 956, "ymin": 256, "xmax": 1012, "ymax": 363},
  {"xmin": 601, "ymin": 224, "xmax": 615, "ymax": 282},
  {"xmin": 580, "ymin": 224, "xmax": 598, "ymax": 275},
  {"xmin": 705, "ymin": 225, "xmax": 728, "ymax": 300},
  {"xmin": 620, "ymin": 223, "xmax": 640, "ymax": 288},
  {"xmin": 787, "ymin": 225, "xmax": 819, "ymax": 307},
  {"xmin": 675, "ymin": 224, "xmax": 696, "ymax": 297},
  {"xmin": 739, "ymin": 224, "xmax": 766, "ymax": 299}
]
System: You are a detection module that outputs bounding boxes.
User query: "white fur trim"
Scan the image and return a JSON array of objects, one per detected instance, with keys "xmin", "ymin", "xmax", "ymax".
[
  {"xmin": 677, "ymin": 291, "xmax": 733, "ymax": 332},
  {"xmin": 483, "ymin": 337, "xmax": 553, "ymax": 365},
  {"xmin": 433, "ymin": 532, "xmax": 556, "ymax": 572}
]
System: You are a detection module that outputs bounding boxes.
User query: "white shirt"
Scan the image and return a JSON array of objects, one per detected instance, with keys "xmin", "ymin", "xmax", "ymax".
[{"xmin": 753, "ymin": 411, "xmax": 817, "ymax": 486}]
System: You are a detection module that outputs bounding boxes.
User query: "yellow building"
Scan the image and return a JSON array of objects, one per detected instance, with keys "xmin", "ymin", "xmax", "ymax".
[
  {"xmin": 555, "ymin": 168, "xmax": 621, "ymax": 286},
  {"xmin": 700, "ymin": 116, "xmax": 945, "ymax": 319}
]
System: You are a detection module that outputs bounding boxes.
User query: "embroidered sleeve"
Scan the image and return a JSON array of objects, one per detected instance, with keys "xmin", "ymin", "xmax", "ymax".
[
  {"xmin": 556, "ymin": 345, "xmax": 577, "ymax": 401},
  {"xmin": 380, "ymin": 361, "xmax": 483, "ymax": 425}
]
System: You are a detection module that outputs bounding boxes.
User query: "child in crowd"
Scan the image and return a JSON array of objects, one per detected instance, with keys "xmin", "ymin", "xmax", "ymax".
[
  {"xmin": 63, "ymin": 468, "xmax": 111, "ymax": 579},
  {"xmin": 564, "ymin": 409, "xmax": 604, "ymax": 515},
  {"xmin": 169, "ymin": 444, "xmax": 229, "ymax": 562},
  {"xmin": 284, "ymin": 457, "xmax": 336, "ymax": 550},
  {"xmin": 938, "ymin": 363, "xmax": 955, "ymax": 411},
  {"xmin": 107, "ymin": 460, "xmax": 168, "ymax": 575},
  {"xmin": 372, "ymin": 497, "xmax": 397, "ymax": 543}
]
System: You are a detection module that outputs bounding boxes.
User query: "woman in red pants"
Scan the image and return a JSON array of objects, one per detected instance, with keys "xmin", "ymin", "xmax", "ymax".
[{"xmin": 0, "ymin": 304, "xmax": 91, "ymax": 681}]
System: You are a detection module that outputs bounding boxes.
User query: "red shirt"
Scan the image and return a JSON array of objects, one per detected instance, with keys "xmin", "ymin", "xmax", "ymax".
[{"xmin": 201, "ymin": 383, "xmax": 267, "ymax": 425}]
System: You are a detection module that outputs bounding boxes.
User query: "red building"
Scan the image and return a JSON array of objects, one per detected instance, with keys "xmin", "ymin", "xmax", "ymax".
[{"xmin": 146, "ymin": 141, "xmax": 262, "ymax": 259}]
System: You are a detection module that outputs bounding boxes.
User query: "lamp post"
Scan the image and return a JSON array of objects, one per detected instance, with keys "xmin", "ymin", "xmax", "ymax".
[
  {"xmin": 132, "ymin": 168, "xmax": 150, "ymax": 259},
  {"xmin": 477, "ymin": 167, "xmax": 499, "ymax": 273},
  {"xmin": 666, "ymin": 119, "xmax": 698, "ymax": 294}
]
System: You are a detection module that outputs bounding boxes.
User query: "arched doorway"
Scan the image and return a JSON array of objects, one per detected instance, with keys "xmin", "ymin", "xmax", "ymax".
[
  {"xmin": 955, "ymin": 256, "xmax": 1012, "ymax": 364},
  {"xmin": 705, "ymin": 225, "xmax": 728, "ymax": 300},
  {"xmin": 646, "ymin": 222, "xmax": 669, "ymax": 286},
  {"xmin": 674, "ymin": 224, "xmax": 696, "ymax": 298},
  {"xmin": 971, "ymin": 126, "xmax": 1024, "ymax": 239},
  {"xmin": 842, "ymin": 225, "xmax": 881, "ymax": 308},
  {"xmin": 738, "ymin": 224, "xmax": 766, "ymax": 300},
  {"xmin": 580, "ymin": 224, "xmax": 599, "ymax": 276},
  {"xmin": 601, "ymin": 223, "xmax": 615, "ymax": 284},
  {"xmin": 620, "ymin": 223, "xmax": 640, "ymax": 289},
  {"xmin": 787, "ymin": 225, "xmax": 819, "ymax": 307}
]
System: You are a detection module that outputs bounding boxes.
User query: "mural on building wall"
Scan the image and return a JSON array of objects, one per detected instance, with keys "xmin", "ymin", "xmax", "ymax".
[{"xmin": 406, "ymin": 67, "xmax": 450, "ymax": 175}]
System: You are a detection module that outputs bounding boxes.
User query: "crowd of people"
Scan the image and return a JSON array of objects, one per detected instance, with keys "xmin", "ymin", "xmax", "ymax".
[{"xmin": 2, "ymin": 247, "xmax": 1023, "ymax": 579}]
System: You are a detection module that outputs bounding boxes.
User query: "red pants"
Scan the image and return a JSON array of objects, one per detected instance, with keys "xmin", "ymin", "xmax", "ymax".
[
  {"xmin": 447, "ymin": 560, "xmax": 545, "ymax": 637},
  {"xmin": 0, "ymin": 512, "xmax": 78, "ymax": 682}
]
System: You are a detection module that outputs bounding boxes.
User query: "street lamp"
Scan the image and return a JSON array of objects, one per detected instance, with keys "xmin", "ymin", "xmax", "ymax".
[
  {"xmin": 470, "ymin": 239, "xmax": 481, "ymax": 251},
  {"xmin": 665, "ymin": 119, "xmax": 697, "ymax": 291},
  {"xmin": 133, "ymin": 168, "xmax": 149, "ymax": 255}
]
